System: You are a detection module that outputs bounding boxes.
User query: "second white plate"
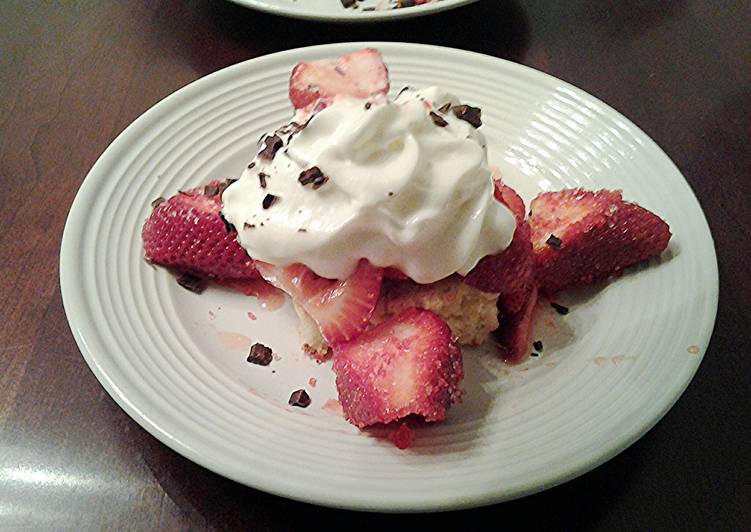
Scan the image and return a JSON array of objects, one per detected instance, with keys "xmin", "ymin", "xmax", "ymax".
[
  {"xmin": 226, "ymin": 0, "xmax": 479, "ymax": 22},
  {"xmin": 60, "ymin": 42, "xmax": 717, "ymax": 512}
]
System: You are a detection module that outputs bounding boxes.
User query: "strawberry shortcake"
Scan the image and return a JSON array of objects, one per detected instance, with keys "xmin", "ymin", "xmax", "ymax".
[{"xmin": 142, "ymin": 49, "xmax": 671, "ymax": 440}]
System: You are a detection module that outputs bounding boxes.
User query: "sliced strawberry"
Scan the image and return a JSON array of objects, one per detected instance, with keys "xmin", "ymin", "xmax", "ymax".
[
  {"xmin": 495, "ymin": 285, "xmax": 538, "ymax": 364},
  {"xmin": 332, "ymin": 308, "xmax": 463, "ymax": 428},
  {"xmin": 464, "ymin": 220, "xmax": 533, "ymax": 296},
  {"xmin": 529, "ymin": 189, "xmax": 671, "ymax": 295},
  {"xmin": 494, "ymin": 180, "xmax": 526, "ymax": 220},
  {"xmin": 255, "ymin": 260, "xmax": 383, "ymax": 345},
  {"xmin": 142, "ymin": 181, "xmax": 258, "ymax": 280},
  {"xmin": 389, "ymin": 423, "xmax": 415, "ymax": 450},
  {"xmin": 497, "ymin": 284, "xmax": 533, "ymax": 316},
  {"xmin": 289, "ymin": 48, "xmax": 390, "ymax": 110},
  {"xmin": 375, "ymin": 276, "xmax": 499, "ymax": 346},
  {"xmin": 463, "ymin": 181, "xmax": 534, "ymax": 296},
  {"xmin": 383, "ymin": 266, "xmax": 409, "ymax": 281}
]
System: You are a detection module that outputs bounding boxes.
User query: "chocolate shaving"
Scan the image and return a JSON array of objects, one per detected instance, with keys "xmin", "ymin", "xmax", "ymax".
[
  {"xmin": 546, "ymin": 234, "xmax": 562, "ymax": 248},
  {"xmin": 452, "ymin": 105, "xmax": 482, "ymax": 128},
  {"xmin": 244, "ymin": 222, "xmax": 256, "ymax": 229},
  {"xmin": 285, "ymin": 119, "xmax": 312, "ymax": 145},
  {"xmin": 204, "ymin": 184, "xmax": 220, "ymax": 197},
  {"xmin": 533, "ymin": 340, "xmax": 544, "ymax": 351},
  {"xmin": 340, "ymin": 0, "xmax": 356, "ymax": 7},
  {"xmin": 364, "ymin": 102, "xmax": 372, "ymax": 110},
  {"xmin": 247, "ymin": 161, "xmax": 256, "ymax": 169},
  {"xmin": 216, "ymin": 178, "xmax": 238, "ymax": 198},
  {"xmin": 551, "ymin": 302, "xmax": 569, "ymax": 315},
  {"xmin": 297, "ymin": 228, "xmax": 307, "ymax": 232},
  {"xmin": 362, "ymin": 6, "xmax": 375, "ymax": 10},
  {"xmin": 398, "ymin": 0, "xmax": 416, "ymax": 7},
  {"xmin": 258, "ymin": 134, "xmax": 283, "ymax": 160},
  {"xmin": 288, "ymin": 389, "xmax": 311, "ymax": 408},
  {"xmin": 151, "ymin": 196, "xmax": 165, "ymax": 209},
  {"xmin": 298, "ymin": 167, "xmax": 328, "ymax": 189},
  {"xmin": 397, "ymin": 86, "xmax": 411, "ymax": 97},
  {"xmin": 275, "ymin": 122, "xmax": 301, "ymax": 136},
  {"xmin": 438, "ymin": 102, "xmax": 452, "ymax": 113},
  {"xmin": 262, "ymin": 194, "xmax": 278, "ymax": 209},
  {"xmin": 258, "ymin": 172, "xmax": 269, "ymax": 189},
  {"xmin": 177, "ymin": 273, "xmax": 208, "ymax": 294},
  {"xmin": 429, "ymin": 111, "xmax": 448, "ymax": 127},
  {"xmin": 530, "ymin": 352, "xmax": 539, "ymax": 357},
  {"xmin": 247, "ymin": 343, "xmax": 273, "ymax": 366},
  {"xmin": 219, "ymin": 213, "xmax": 235, "ymax": 233}
]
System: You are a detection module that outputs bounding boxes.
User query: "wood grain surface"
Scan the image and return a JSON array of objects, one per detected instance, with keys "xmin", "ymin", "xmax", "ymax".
[{"xmin": 1, "ymin": 0, "xmax": 749, "ymax": 529}]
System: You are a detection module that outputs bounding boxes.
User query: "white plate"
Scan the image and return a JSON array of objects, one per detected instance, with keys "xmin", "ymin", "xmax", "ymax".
[
  {"xmin": 227, "ymin": 0, "xmax": 478, "ymax": 22},
  {"xmin": 60, "ymin": 42, "xmax": 718, "ymax": 512}
]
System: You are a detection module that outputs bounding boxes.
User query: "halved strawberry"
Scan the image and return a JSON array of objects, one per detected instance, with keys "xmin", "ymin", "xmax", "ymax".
[
  {"xmin": 495, "ymin": 285, "xmax": 538, "ymax": 364},
  {"xmin": 255, "ymin": 260, "xmax": 383, "ymax": 345},
  {"xmin": 289, "ymin": 48, "xmax": 390, "ymax": 110},
  {"xmin": 332, "ymin": 308, "xmax": 463, "ymax": 428},
  {"xmin": 142, "ymin": 181, "xmax": 258, "ymax": 280},
  {"xmin": 463, "ymin": 181, "xmax": 534, "ymax": 297},
  {"xmin": 529, "ymin": 189, "xmax": 671, "ymax": 295}
]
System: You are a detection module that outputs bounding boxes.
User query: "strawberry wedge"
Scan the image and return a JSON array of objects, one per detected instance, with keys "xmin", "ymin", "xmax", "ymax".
[
  {"xmin": 495, "ymin": 285, "xmax": 538, "ymax": 364},
  {"xmin": 332, "ymin": 308, "xmax": 463, "ymax": 428},
  {"xmin": 529, "ymin": 189, "xmax": 671, "ymax": 295},
  {"xmin": 289, "ymin": 48, "xmax": 390, "ymax": 110},
  {"xmin": 142, "ymin": 181, "xmax": 258, "ymax": 280},
  {"xmin": 463, "ymin": 181, "xmax": 534, "ymax": 308},
  {"xmin": 255, "ymin": 260, "xmax": 383, "ymax": 345}
]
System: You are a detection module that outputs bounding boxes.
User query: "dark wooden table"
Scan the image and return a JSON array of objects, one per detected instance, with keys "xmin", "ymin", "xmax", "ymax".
[{"xmin": 2, "ymin": 0, "xmax": 749, "ymax": 529}]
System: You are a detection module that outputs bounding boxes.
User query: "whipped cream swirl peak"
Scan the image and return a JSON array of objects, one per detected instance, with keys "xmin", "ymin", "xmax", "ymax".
[{"xmin": 221, "ymin": 87, "xmax": 516, "ymax": 283}]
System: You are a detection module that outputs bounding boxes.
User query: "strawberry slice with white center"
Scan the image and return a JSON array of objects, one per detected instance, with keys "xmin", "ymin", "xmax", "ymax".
[
  {"xmin": 332, "ymin": 308, "xmax": 463, "ymax": 428},
  {"xmin": 255, "ymin": 260, "xmax": 383, "ymax": 345},
  {"xmin": 289, "ymin": 48, "xmax": 390, "ymax": 110}
]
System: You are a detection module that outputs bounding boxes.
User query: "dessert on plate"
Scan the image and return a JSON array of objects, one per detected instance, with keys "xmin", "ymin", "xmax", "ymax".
[{"xmin": 142, "ymin": 49, "xmax": 671, "ymax": 446}]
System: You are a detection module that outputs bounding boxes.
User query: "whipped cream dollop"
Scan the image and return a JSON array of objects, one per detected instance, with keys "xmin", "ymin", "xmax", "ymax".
[{"xmin": 221, "ymin": 87, "xmax": 516, "ymax": 283}]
